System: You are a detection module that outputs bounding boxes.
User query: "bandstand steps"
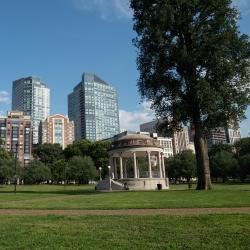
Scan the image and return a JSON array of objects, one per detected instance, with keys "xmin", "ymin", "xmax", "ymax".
[{"xmin": 96, "ymin": 179, "xmax": 125, "ymax": 191}]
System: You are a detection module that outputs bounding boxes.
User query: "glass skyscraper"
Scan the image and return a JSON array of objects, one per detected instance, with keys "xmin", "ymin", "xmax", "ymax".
[
  {"xmin": 12, "ymin": 76, "xmax": 50, "ymax": 144},
  {"xmin": 68, "ymin": 73, "xmax": 120, "ymax": 141}
]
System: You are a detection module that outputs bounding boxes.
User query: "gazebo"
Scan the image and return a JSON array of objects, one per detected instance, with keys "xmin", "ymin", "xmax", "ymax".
[{"xmin": 108, "ymin": 133, "xmax": 169, "ymax": 190}]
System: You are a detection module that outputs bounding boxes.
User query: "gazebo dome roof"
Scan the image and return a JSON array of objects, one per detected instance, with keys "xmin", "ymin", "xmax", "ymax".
[{"xmin": 111, "ymin": 133, "xmax": 161, "ymax": 149}]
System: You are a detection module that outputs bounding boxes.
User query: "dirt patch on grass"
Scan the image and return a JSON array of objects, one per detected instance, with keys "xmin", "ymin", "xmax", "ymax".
[{"xmin": 0, "ymin": 207, "xmax": 249, "ymax": 216}]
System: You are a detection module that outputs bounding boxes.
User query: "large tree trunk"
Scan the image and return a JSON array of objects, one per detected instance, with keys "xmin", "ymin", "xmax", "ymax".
[{"xmin": 193, "ymin": 122, "xmax": 212, "ymax": 190}]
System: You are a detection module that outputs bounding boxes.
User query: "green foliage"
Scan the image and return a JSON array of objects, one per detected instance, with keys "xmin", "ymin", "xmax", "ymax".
[
  {"xmin": 238, "ymin": 154, "xmax": 250, "ymax": 181},
  {"xmin": 66, "ymin": 156, "xmax": 97, "ymax": 184},
  {"xmin": 33, "ymin": 143, "xmax": 64, "ymax": 165},
  {"xmin": 22, "ymin": 160, "xmax": 51, "ymax": 184},
  {"xmin": 63, "ymin": 140, "xmax": 91, "ymax": 160},
  {"xmin": 0, "ymin": 146, "xmax": 16, "ymax": 184},
  {"xmin": 0, "ymin": 158, "xmax": 15, "ymax": 184},
  {"xmin": 89, "ymin": 141, "xmax": 111, "ymax": 171},
  {"xmin": 64, "ymin": 140, "xmax": 111, "ymax": 178},
  {"xmin": 210, "ymin": 150, "xmax": 239, "ymax": 182},
  {"xmin": 209, "ymin": 143, "xmax": 233, "ymax": 157},
  {"xmin": 234, "ymin": 138, "xmax": 250, "ymax": 181},
  {"xmin": 235, "ymin": 137, "xmax": 250, "ymax": 156},
  {"xmin": 166, "ymin": 150, "xmax": 196, "ymax": 185},
  {"xmin": 50, "ymin": 159, "xmax": 66, "ymax": 183}
]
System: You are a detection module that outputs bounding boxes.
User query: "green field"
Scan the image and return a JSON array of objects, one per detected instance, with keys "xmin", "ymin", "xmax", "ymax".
[
  {"xmin": 0, "ymin": 214, "xmax": 249, "ymax": 249},
  {"xmin": 0, "ymin": 183, "xmax": 249, "ymax": 210},
  {"xmin": 0, "ymin": 184, "xmax": 249, "ymax": 249}
]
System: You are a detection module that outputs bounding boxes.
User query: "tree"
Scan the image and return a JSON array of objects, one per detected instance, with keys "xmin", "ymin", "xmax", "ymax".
[
  {"xmin": 210, "ymin": 150, "xmax": 239, "ymax": 182},
  {"xmin": 238, "ymin": 154, "xmax": 250, "ymax": 181},
  {"xmin": 64, "ymin": 140, "xmax": 111, "ymax": 178},
  {"xmin": 179, "ymin": 150, "xmax": 196, "ymax": 187},
  {"xmin": 50, "ymin": 159, "xmax": 66, "ymax": 184},
  {"xmin": 66, "ymin": 156, "xmax": 97, "ymax": 184},
  {"xmin": 166, "ymin": 150, "xmax": 196, "ymax": 187},
  {"xmin": 33, "ymin": 143, "xmax": 64, "ymax": 165},
  {"xmin": 166, "ymin": 155, "xmax": 182, "ymax": 183},
  {"xmin": 22, "ymin": 160, "xmax": 51, "ymax": 184},
  {"xmin": 64, "ymin": 140, "xmax": 92, "ymax": 160},
  {"xmin": 0, "ymin": 143, "xmax": 16, "ymax": 184},
  {"xmin": 209, "ymin": 143, "xmax": 233, "ymax": 157},
  {"xmin": 89, "ymin": 141, "xmax": 111, "ymax": 177},
  {"xmin": 0, "ymin": 158, "xmax": 15, "ymax": 184},
  {"xmin": 131, "ymin": 0, "xmax": 250, "ymax": 190},
  {"xmin": 235, "ymin": 137, "xmax": 250, "ymax": 157}
]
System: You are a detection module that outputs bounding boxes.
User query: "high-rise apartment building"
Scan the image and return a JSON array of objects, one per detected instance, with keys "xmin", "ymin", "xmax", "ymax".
[
  {"xmin": 140, "ymin": 120, "xmax": 194, "ymax": 155},
  {"xmin": 206, "ymin": 126, "xmax": 241, "ymax": 148},
  {"xmin": 172, "ymin": 128, "xmax": 192, "ymax": 154},
  {"xmin": 68, "ymin": 73, "xmax": 120, "ymax": 141},
  {"xmin": 140, "ymin": 120, "xmax": 161, "ymax": 135},
  {"xmin": 0, "ymin": 111, "xmax": 32, "ymax": 165},
  {"xmin": 39, "ymin": 114, "xmax": 74, "ymax": 149},
  {"xmin": 12, "ymin": 76, "xmax": 50, "ymax": 144}
]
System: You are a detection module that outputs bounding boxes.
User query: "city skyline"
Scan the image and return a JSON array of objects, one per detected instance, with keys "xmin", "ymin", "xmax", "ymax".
[{"xmin": 0, "ymin": 0, "xmax": 250, "ymax": 136}]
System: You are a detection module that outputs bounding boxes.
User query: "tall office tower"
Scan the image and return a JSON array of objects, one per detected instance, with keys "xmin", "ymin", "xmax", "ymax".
[
  {"xmin": 12, "ymin": 76, "xmax": 50, "ymax": 144},
  {"xmin": 0, "ymin": 111, "xmax": 32, "ymax": 165},
  {"xmin": 68, "ymin": 73, "xmax": 120, "ymax": 141},
  {"xmin": 39, "ymin": 114, "xmax": 74, "ymax": 149}
]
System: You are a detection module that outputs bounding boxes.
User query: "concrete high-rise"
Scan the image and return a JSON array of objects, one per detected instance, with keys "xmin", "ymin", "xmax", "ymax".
[
  {"xmin": 140, "ymin": 120, "xmax": 195, "ymax": 155},
  {"xmin": 68, "ymin": 73, "xmax": 120, "ymax": 141},
  {"xmin": 39, "ymin": 114, "xmax": 74, "ymax": 149},
  {"xmin": 12, "ymin": 76, "xmax": 50, "ymax": 144},
  {"xmin": 0, "ymin": 111, "xmax": 32, "ymax": 165}
]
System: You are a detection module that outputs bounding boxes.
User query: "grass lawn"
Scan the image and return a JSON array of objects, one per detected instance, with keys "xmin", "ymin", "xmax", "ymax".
[
  {"xmin": 0, "ymin": 183, "xmax": 249, "ymax": 210},
  {"xmin": 0, "ymin": 214, "xmax": 249, "ymax": 249}
]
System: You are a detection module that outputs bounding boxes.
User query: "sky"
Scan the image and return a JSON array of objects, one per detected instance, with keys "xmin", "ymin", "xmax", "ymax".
[{"xmin": 0, "ymin": 0, "xmax": 249, "ymax": 136}]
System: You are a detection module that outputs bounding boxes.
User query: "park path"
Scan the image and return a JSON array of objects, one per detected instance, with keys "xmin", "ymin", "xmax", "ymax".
[{"xmin": 0, "ymin": 207, "xmax": 249, "ymax": 216}]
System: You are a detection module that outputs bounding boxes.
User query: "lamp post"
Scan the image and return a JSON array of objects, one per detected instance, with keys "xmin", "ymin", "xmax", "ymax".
[
  {"xmin": 14, "ymin": 143, "xmax": 19, "ymax": 194},
  {"xmin": 108, "ymin": 165, "xmax": 111, "ymax": 191},
  {"xmin": 99, "ymin": 167, "xmax": 102, "ymax": 181}
]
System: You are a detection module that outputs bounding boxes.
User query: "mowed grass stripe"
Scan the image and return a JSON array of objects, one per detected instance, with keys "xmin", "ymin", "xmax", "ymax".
[
  {"xmin": 0, "ymin": 214, "xmax": 249, "ymax": 250},
  {"xmin": 0, "ymin": 184, "xmax": 249, "ymax": 210}
]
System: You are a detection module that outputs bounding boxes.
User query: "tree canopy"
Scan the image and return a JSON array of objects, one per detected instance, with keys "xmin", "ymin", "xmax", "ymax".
[
  {"xmin": 33, "ymin": 143, "xmax": 64, "ymax": 165},
  {"xmin": 66, "ymin": 156, "xmax": 97, "ymax": 184},
  {"xmin": 131, "ymin": 0, "xmax": 250, "ymax": 189},
  {"xmin": 166, "ymin": 150, "xmax": 196, "ymax": 187}
]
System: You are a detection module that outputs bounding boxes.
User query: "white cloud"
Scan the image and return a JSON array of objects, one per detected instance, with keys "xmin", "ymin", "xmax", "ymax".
[
  {"xmin": 119, "ymin": 101, "xmax": 155, "ymax": 132},
  {"xmin": 232, "ymin": 0, "xmax": 250, "ymax": 16},
  {"xmin": 72, "ymin": 0, "xmax": 132, "ymax": 20},
  {"xmin": 0, "ymin": 91, "xmax": 10, "ymax": 104}
]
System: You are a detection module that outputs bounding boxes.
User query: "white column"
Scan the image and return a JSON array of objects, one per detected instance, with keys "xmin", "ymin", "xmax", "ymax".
[
  {"xmin": 137, "ymin": 159, "xmax": 140, "ymax": 178},
  {"xmin": 162, "ymin": 153, "xmax": 166, "ymax": 178},
  {"xmin": 147, "ymin": 151, "xmax": 152, "ymax": 178},
  {"xmin": 114, "ymin": 158, "xmax": 118, "ymax": 179},
  {"xmin": 124, "ymin": 160, "xmax": 127, "ymax": 178},
  {"xmin": 133, "ymin": 152, "xmax": 138, "ymax": 178},
  {"xmin": 119, "ymin": 156, "xmax": 123, "ymax": 179},
  {"xmin": 109, "ymin": 155, "xmax": 113, "ymax": 179},
  {"xmin": 158, "ymin": 151, "xmax": 163, "ymax": 178}
]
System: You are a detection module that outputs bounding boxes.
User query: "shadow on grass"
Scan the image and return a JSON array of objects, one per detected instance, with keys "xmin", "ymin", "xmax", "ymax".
[{"xmin": 0, "ymin": 188, "xmax": 100, "ymax": 196}]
